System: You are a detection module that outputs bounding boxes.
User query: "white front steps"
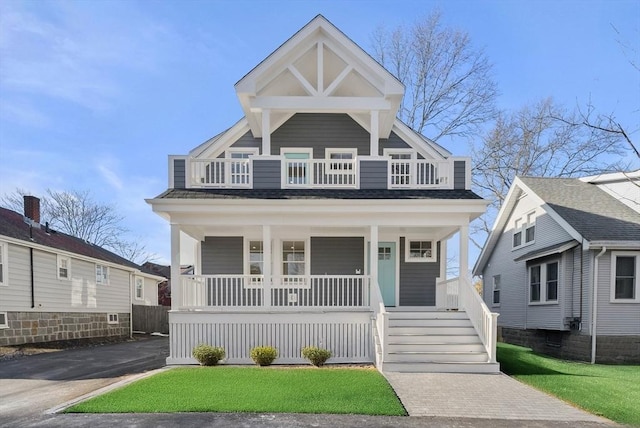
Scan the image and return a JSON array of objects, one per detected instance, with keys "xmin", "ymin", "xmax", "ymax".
[{"xmin": 379, "ymin": 311, "xmax": 500, "ymax": 373}]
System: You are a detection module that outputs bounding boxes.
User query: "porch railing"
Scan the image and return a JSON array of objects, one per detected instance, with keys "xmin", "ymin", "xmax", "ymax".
[
  {"xmin": 435, "ymin": 277, "xmax": 460, "ymax": 310},
  {"xmin": 283, "ymin": 159, "xmax": 358, "ymax": 188},
  {"xmin": 190, "ymin": 158, "xmax": 252, "ymax": 188},
  {"xmin": 457, "ymin": 276, "xmax": 499, "ymax": 364},
  {"xmin": 389, "ymin": 159, "xmax": 450, "ymax": 188},
  {"xmin": 181, "ymin": 275, "xmax": 370, "ymax": 309}
]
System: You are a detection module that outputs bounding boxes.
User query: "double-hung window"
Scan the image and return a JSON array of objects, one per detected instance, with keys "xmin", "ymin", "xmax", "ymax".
[
  {"xmin": 492, "ymin": 275, "xmax": 501, "ymax": 305},
  {"xmin": 282, "ymin": 240, "xmax": 307, "ymax": 287},
  {"xmin": 0, "ymin": 241, "xmax": 7, "ymax": 287},
  {"xmin": 282, "ymin": 148, "xmax": 312, "ymax": 186},
  {"xmin": 529, "ymin": 260, "xmax": 559, "ymax": 304},
  {"xmin": 513, "ymin": 211, "xmax": 536, "ymax": 249},
  {"xmin": 96, "ymin": 264, "xmax": 109, "ymax": 285},
  {"xmin": 134, "ymin": 276, "xmax": 144, "ymax": 300},
  {"xmin": 385, "ymin": 149, "xmax": 414, "ymax": 187},
  {"xmin": 57, "ymin": 255, "xmax": 71, "ymax": 280},
  {"xmin": 226, "ymin": 148, "xmax": 257, "ymax": 185},
  {"xmin": 611, "ymin": 252, "xmax": 640, "ymax": 302}
]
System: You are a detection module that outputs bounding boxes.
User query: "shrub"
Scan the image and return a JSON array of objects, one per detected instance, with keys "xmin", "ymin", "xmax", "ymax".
[
  {"xmin": 192, "ymin": 344, "xmax": 225, "ymax": 366},
  {"xmin": 301, "ymin": 346, "xmax": 332, "ymax": 367},
  {"xmin": 250, "ymin": 346, "xmax": 278, "ymax": 366}
]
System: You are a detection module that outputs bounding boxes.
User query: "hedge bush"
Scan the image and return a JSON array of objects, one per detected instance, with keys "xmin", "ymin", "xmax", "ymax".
[
  {"xmin": 250, "ymin": 346, "xmax": 278, "ymax": 366},
  {"xmin": 192, "ymin": 344, "xmax": 226, "ymax": 366},
  {"xmin": 301, "ymin": 346, "xmax": 332, "ymax": 367}
]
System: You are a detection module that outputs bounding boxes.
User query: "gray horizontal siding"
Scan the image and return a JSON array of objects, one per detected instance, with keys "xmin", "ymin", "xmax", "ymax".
[
  {"xmin": 173, "ymin": 159, "xmax": 186, "ymax": 189},
  {"xmin": 230, "ymin": 132, "xmax": 262, "ymax": 151},
  {"xmin": 379, "ymin": 131, "xmax": 411, "ymax": 155},
  {"xmin": 201, "ymin": 237, "xmax": 243, "ymax": 275},
  {"xmin": 271, "ymin": 113, "xmax": 371, "ymax": 157},
  {"xmin": 310, "ymin": 237, "xmax": 364, "ymax": 275},
  {"xmin": 454, "ymin": 160, "xmax": 466, "ymax": 189},
  {"xmin": 399, "ymin": 238, "xmax": 439, "ymax": 306},
  {"xmin": 253, "ymin": 159, "xmax": 281, "ymax": 189},
  {"xmin": 360, "ymin": 160, "xmax": 387, "ymax": 189}
]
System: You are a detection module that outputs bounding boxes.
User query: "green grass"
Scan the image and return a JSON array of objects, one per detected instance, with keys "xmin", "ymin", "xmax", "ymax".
[
  {"xmin": 66, "ymin": 366, "xmax": 407, "ymax": 416},
  {"xmin": 497, "ymin": 342, "xmax": 640, "ymax": 426}
]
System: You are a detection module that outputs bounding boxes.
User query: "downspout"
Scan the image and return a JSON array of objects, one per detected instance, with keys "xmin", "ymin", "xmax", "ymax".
[
  {"xmin": 29, "ymin": 224, "xmax": 35, "ymax": 308},
  {"xmin": 591, "ymin": 246, "xmax": 606, "ymax": 364}
]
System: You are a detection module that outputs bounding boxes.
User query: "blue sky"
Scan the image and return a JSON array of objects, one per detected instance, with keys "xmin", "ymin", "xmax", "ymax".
[{"xmin": 1, "ymin": 0, "xmax": 638, "ymax": 265}]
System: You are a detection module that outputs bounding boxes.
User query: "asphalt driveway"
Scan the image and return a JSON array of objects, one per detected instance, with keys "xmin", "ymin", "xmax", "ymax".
[{"xmin": 0, "ymin": 335, "xmax": 168, "ymax": 427}]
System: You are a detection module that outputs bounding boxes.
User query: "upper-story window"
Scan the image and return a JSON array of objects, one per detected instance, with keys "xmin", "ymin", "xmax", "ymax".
[
  {"xmin": 513, "ymin": 211, "xmax": 536, "ymax": 249},
  {"xmin": 282, "ymin": 148, "xmax": 312, "ymax": 186},
  {"xmin": 326, "ymin": 148, "xmax": 356, "ymax": 170},
  {"xmin": 385, "ymin": 149, "xmax": 416, "ymax": 187},
  {"xmin": 611, "ymin": 252, "xmax": 639, "ymax": 303},
  {"xmin": 0, "ymin": 241, "xmax": 7, "ymax": 286},
  {"xmin": 57, "ymin": 255, "xmax": 71, "ymax": 280},
  {"xmin": 529, "ymin": 260, "xmax": 558, "ymax": 304},
  {"xmin": 226, "ymin": 148, "xmax": 258, "ymax": 185},
  {"xmin": 405, "ymin": 238, "xmax": 436, "ymax": 263},
  {"xmin": 96, "ymin": 264, "xmax": 109, "ymax": 285},
  {"xmin": 492, "ymin": 275, "xmax": 501, "ymax": 305}
]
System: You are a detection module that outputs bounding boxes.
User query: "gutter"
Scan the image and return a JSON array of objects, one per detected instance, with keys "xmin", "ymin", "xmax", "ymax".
[{"xmin": 591, "ymin": 246, "xmax": 607, "ymax": 364}]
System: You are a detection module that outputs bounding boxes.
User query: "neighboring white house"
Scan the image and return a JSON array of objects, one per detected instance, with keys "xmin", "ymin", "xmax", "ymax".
[
  {"xmin": 474, "ymin": 171, "xmax": 640, "ymax": 363},
  {"xmin": 147, "ymin": 15, "xmax": 498, "ymax": 373},
  {"xmin": 0, "ymin": 196, "xmax": 164, "ymax": 346}
]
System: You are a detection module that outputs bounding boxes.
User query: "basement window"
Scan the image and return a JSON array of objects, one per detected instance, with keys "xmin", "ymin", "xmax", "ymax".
[
  {"xmin": 0, "ymin": 312, "xmax": 8, "ymax": 328},
  {"xmin": 107, "ymin": 313, "xmax": 119, "ymax": 324}
]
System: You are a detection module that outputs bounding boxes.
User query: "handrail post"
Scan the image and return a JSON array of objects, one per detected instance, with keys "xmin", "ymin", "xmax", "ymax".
[{"xmin": 490, "ymin": 312, "xmax": 499, "ymax": 363}]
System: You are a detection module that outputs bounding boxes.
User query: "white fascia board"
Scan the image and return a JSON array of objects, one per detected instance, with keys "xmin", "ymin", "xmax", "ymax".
[
  {"xmin": 249, "ymin": 96, "xmax": 391, "ymax": 112},
  {"xmin": 0, "ymin": 235, "xmax": 141, "ymax": 274},
  {"xmin": 391, "ymin": 121, "xmax": 451, "ymax": 160},
  {"xmin": 588, "ymin": 240, "xmax": 640, "ymax": 250},
  {"xmin": 191, "ymin": 119, "xmax": 251, "ymax": 159},
  {"xmin": 580, "ymin": 169, "xmax": 640, "ymax": 184}
]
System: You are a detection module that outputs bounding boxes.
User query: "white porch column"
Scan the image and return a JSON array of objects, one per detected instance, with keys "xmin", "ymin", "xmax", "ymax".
[
  {"xmin": 369, "ymin": 110, "xmax": 379, "ymax": 156},
  {"xmin": 261, "ymin": 109, "xmax": 271, "ymax": 155},
  {"xmin": 459, "ymin": 224, "xmax": 469, "ymax": 283},
  {"xmin": 370, "ymin": 225, "xmax": 379, "ymax": 291},
  {"xmin": 170, "ymin": 223, "xmax": 181, "ymax": 310},
  {"xmin": 262, "ymin": 225, "xmax": 272, "ymax": 307}
]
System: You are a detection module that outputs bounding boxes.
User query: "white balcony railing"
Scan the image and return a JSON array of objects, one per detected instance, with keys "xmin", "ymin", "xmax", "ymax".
[
  {"xmin": 283, "ymin": 159, "xmax": 358, "ymax": 188},
  {"xmin": 181, "ymin": 275, "xmax": 370, "ymax": 309},
  {"xmin": 190, "ymin": 159, "xmax": 252, "ymax": 188},
  {"xmin": 389, "ymin": 160, "xmax": 450, "ymax": 188}
]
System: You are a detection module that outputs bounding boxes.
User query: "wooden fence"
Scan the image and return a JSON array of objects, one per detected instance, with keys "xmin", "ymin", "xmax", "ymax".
[{"xmin": 132, "ymin": 305, "xmax": 170, "ymax": 334}]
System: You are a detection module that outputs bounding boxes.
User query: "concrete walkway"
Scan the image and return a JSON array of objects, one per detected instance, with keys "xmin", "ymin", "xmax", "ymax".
[{"xmin": 384, "ymin": 372, "xmax": 611, "ymax": 423}]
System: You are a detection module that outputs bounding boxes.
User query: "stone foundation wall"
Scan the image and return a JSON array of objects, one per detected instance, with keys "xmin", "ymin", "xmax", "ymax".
[
  {"xmin": 499, "ymin": 327, "xmax": 640, "ymax": 364},
  {"xmin": 0, "ymin": 312, "xmax": 130, "ymax": 346}
]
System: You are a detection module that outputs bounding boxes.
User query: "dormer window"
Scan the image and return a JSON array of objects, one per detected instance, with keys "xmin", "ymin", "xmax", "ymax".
[{"xmin": 513, "ymin": 211, "xmax": 536, "ymax": 249}]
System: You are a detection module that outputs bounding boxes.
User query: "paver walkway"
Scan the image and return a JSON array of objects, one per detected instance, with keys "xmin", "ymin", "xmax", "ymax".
[{"xmin": 384, "ymin": 372, "xmax": 611, "ymax": 423}]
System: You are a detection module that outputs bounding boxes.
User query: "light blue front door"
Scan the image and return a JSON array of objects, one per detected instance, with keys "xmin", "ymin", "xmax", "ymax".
[{"xmin": 377, "ymin": 242, "xmax": 396, "ymax": 306}]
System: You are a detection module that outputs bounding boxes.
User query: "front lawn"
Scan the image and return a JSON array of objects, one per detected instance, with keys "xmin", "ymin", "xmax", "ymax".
[
  {"xmin": 66, "ymin": 366, "xmax": 407, "ymax": 416},
  {"xmin": 497, "ymin": 343, "xmax": 640, "ymax": 426}
]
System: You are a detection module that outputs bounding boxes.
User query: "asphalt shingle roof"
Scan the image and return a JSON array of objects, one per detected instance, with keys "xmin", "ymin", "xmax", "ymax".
[
  {"xmin": 154, "ymin": 188, "xmax": 483, "ymax": 200},
  {"xmin": 0, "ymin": 206, "xmax": 141, "ymax": 269},
  {"xmin": 520, "ymin": 177, "xmax": 640, "ymax": 242}
]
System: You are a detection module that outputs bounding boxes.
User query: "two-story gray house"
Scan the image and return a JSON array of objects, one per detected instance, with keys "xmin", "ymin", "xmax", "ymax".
[
  {"xmin": 474, "ymin": 171, "xmax": 640, "ymax": 363},
  {"xmin": 147, "ymin": 15, "xmax": 498, "ymax": 373}
]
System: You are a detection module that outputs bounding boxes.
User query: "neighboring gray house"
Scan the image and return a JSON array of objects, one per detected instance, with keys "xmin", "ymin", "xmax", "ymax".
[
  {"xmin": 474, "ymin": 171, "xmax": 640, "ymax": 363},
  {"xmin": 147, "ymin": 15, "xmax": 499, "ymax": 372},
  {"xmin": 0, "ymin": 196, "xmax": 164, "ymax": 346}
]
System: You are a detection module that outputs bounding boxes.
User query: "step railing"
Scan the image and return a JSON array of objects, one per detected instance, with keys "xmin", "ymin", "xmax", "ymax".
[
  {"xmin": 436, "ymin": 277, "xmax": 460, "ymax": 310},
  {"xmin": 458, "ymin": 276, "xmax": 499, "ymax": 363},
  {"xmin": 369, "ymin": 279, "xmax": 388, "ymax": 369}
]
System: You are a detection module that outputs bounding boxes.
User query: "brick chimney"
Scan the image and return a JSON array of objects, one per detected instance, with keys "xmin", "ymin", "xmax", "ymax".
[{"xmin": 24, "ymin": 195, "xmax": 41, "ymax": 224}]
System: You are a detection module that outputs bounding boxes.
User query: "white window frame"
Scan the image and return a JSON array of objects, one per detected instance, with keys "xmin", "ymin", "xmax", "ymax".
[
  {"xmin": 512, "ymin": 210, "xmax": 536, "ymax": 249},
  {"xmin": 225, "ymin": 148, "xmax": 258, "ymax": 187},
  {"xmin": 243, "ymin": 239, "xmax": 265, "ymax": 289},
  {"xmin": 134, "ymin": 276, "xmax": 144, "ymax": 300},
  {"xmin": 383, "ymin": 148, "xmax": 416, "ymax": 159},
  {"xmin": 492, "ymin": 275, "xmax": 501, "ymax": 306},
  {"xmin": 326, "ymin": 148, "xmax": 357, "ymax": 171},
  {"xmin": 0, "ymin": 312, "xmax": 8, "ymax": 329},
  {"xmin": 107, "ymin": 313, "xmax": 119, "ymax": 324},
  {"xmin": 281, "ymin": 148, "xmax": 313, "ymax": 187},
  {"xmin": 528, "ymin": 260, "xmax": 560, "ymax": 305},
  {"xmin": 279, "ymin": 238, "xmax": 310, "ymax": 288},
  {"xmin": 0, "ymin": 241, "xmax": 7, "ymax": 287},
  {"xmin": 610, "ymin": 252, "xmax": 640, "ymax": 303},
  {"xmin": 225, "ymin": 147, "xmax": 259, "ymax": 159},
  {"xmin": 405, "ymin": 238, "xmax": 437, "ymax": 263},
  {"xmin": 96, "ymin": 264, "xmax": 109, "ymax": 285},
  {"xmin": 57, "ymin": 255, "xmax": 71, "ymax": 280}
]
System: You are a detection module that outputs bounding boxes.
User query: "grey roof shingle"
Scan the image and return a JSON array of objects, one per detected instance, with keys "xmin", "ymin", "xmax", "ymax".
[
  {"xmin": 520, "ymin": 177, "xmax": 640, "ymax": 242},
  {"xmin": 154, "ymin": 188, "xmax": 483, "ymax": 200}
]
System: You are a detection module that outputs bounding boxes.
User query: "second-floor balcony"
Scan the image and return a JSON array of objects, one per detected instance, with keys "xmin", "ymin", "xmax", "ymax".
[{"xmin": 186, "ymin": 156, "xmax": 460, "ymax": 190}]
